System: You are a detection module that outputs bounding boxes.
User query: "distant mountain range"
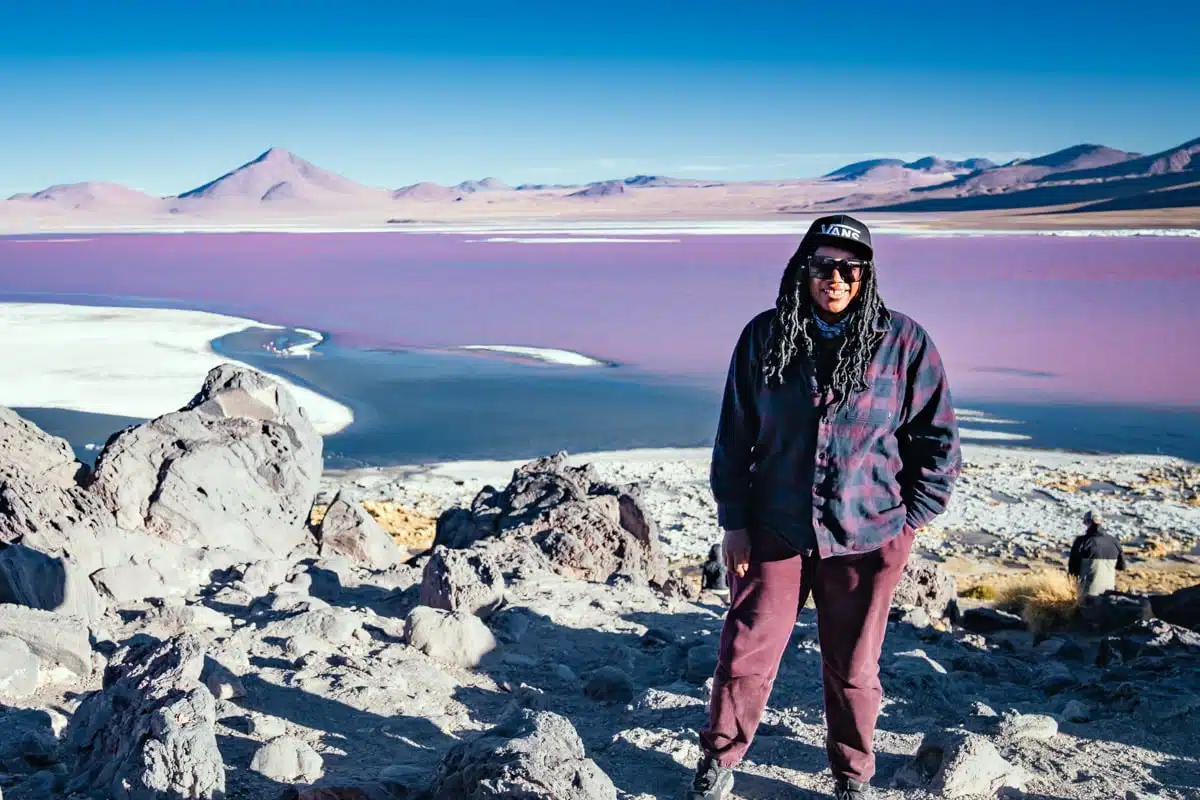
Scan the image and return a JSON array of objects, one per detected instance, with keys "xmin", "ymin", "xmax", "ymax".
[{"xmin": 3, "ymin": 136, "xmax": 1198, "ymax": 222}]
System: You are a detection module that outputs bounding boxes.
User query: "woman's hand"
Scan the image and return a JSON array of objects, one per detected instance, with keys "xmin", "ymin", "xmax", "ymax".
[{"xmin": 722, "ymin": 528, "xmax": 751, "ymax": 579}]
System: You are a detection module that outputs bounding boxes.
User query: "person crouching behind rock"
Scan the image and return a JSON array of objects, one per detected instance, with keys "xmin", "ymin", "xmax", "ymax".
[
  {"xmin": 701, "ymin": 543, "xmax": 729, "ymax": 599},
  {"xmin": 688, "ymin": 215, "xmax": 962, "ymax": 800},
  {"xmin": 1068, "ymin": 509, "xmax": 1127, "ymax": 604}
]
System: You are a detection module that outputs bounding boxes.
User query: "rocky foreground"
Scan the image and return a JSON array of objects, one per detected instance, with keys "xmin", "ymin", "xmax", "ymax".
[{"xmin": 1, "ymin": 365, "xmax": 1198, "ymax": 799}]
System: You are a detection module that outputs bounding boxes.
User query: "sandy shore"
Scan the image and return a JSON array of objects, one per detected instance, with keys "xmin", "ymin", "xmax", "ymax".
[{"xmin": 0, "ymin": 302, "xmax": 354, "ymax": 435}]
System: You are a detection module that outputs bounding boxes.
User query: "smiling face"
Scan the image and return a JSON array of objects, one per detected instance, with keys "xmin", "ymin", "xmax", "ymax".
[{"xmin": 808, "ymin": 244, "xmax": 864, "ymax": 321}]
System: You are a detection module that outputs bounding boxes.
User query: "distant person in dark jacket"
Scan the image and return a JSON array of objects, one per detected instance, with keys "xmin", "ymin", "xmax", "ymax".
[
  {"xmin": 687, "ymin": 215, "xmax": 962, "ymax": 800},
  {"xmin": 701, "ymin": 543, "xmax": 729, "ymax": 597},
  {"xmin": 1068, "ymin": 509, "xmax": 1127, "ymax": 600}
]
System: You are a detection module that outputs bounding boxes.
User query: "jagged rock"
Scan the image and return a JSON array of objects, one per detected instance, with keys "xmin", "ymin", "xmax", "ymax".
[
  {"xmin": 1149, "ymin": 585, "xmax": 1200, "ymax": 632},
  {"xmin": 65, "ymin": 633, "xmax": 225, "ymax": 798},
  {"xmin": 0, "ymin": 406, "xmax": 100, "ymax": 543},
  {"xmin": 1100, "ymin": 619, "xmax": 1200, "ymax": 666},
  {"xmin": 0, "ymin": 407, "xmax": 110, "ymax": 620},
  {"xmin": 88, "ymin": 363, "xmax": 322, "ymax": 559},
  {"xmin": 0, "ymin": 605, "xmax": 91, "ymax": 677},
  {"xmin": 656, "ymin": 571, "xmax": 701, "ymax": 602},
  {"xmin": 316, "ymin": 490, "xmax": 404, "ymax": 570},
  {"xmin": 426, "ymin": 707, "xmax": 617, "ymax": 799},
  {"xmin": 0, "ymin": 636, "xmax": 40, "ymax": 698},
  {"xmin": 432, "ymin": 453, "xmax": 668, "ymax": 588},
  {"xmin": 420, "ymin": 546, "xmax": 505, "ymax": 619},
  {"xmin": 405, "ymin": 606, "xmax": 496, "ymax": 668},
  {"xmin": 1080, "ymin": 592, "xmax": 1153, "ymax": 632},
  {"xmin": 893, "ymin": 558, "xmax": 958, "ymax": 619},
  {"xmin": 0, "ymin": 406, "xmax": 86, "ymax": 490},
  {"xmin": 960, "ymin": 606, "xmax": 1026, "ymax": 634},
  {"xmin": 893, "ymin": 729, "xmax": 1027, "ymax": 798},
  {"xmin": 250, "ymin": 736, "xmax": 324, "ymax": 783}
]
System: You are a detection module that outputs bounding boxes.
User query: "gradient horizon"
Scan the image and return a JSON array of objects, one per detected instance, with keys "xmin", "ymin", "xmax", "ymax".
[{"xmin": 1, "ymin": 1, "xmax": 1198, "ymax": 197}]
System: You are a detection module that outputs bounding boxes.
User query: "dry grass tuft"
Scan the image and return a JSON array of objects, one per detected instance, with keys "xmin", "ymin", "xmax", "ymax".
[
  {"xmin": 309, "ymin": 500, "xmax": 438, "ymax": 553},
  {"xmin": 992, "ymin": 571, "xmax": 1081, "ymax": 633}
]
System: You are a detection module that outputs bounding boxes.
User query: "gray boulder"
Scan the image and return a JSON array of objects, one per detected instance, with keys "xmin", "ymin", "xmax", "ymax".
[
  {"xmin": 433, "ymin": 453, "xmax": 668, "ymax": 588},
  {"xmin": 427, "ymin": 707, "xmax": 616, "ymax": 799},
  {"xmin": 892, "ymin": 558, "xmax": 958, "ymax": 620},
  {"xmin": 1150, "ymin": 584, "xmax": 1200, "ymax": 631},
  {"xmin": 64, "ymin": 633, "xmax": 225, "ymax": 798},
  {"xmin": 0, "ymin": 542, "xmax": 106, "ymax": 621},
  {"xmin": 249, "ymin": 735, "xmax": 324, "ymax": 783},
  {"xmin": 420, "ymin": 546, "xmax": 505, "ymax": 619},
  {"xmin": 0, "ymin": 405, "xmax": 85, "ymax": 490},
  {"xmin": 893, "ymin": 729, "xmax": 1027, "ymax": 798},
  {"xmin": 0, "ymin": 605, "xmax": 92, "ymax": 677},
  {"xmin": 0, "ymin": 407, "xmax": 109, "ymax": 621},
  {"xmin": 405, "ymin": 606, "xmax": 496, "ymax": 668},
  {"xmin": 0, "ymin": 406, "xmax": 97, "ymax": 543},
  {"xmin": 0, "ymin": 636, "xmax": 40, "ymax": 698},
  {"xmin": 88, "ymin": 363, "xmax": 322, "ymax": 558},
  {"xmin": 316, "ymin": 490, "xmax": 404, "ymax": 570}
]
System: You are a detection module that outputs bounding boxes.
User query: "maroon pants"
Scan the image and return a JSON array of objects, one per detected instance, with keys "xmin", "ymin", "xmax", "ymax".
[{"xmin": 699, "ymin": 524, "xmax": 915, "ymax": 783}]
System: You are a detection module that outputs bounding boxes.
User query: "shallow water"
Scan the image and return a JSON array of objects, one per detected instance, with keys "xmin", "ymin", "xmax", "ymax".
[{"xmin": 1, "ymin": 231, "xmax": 1198, "ymax": 464}]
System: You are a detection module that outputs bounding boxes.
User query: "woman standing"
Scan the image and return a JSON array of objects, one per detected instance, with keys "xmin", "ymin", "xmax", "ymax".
[{"xmin": 689, "ymin": 215, "xmax": 962, "ymax": 800}]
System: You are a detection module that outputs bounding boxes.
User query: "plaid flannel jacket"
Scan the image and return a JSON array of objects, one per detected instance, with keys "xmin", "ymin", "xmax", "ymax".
[{"xmin": 710, "ymin": 308, "xmax": 962, "ymax": 559}]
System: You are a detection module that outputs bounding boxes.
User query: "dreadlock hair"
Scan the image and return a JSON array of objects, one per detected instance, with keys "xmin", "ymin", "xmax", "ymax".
[{"xmin": 761, "ymin": 242, "xmax": 891, "ymax": 410}]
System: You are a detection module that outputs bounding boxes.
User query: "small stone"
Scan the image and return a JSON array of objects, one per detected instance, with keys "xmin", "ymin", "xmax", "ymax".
[
  {"xmin": 995, "ymin": 712, "xmax": 1059, "ymax": 741},
  {"xmin": 201, "ymin": 656, "xmax": 245, "ymax": 701},
  {"xmin": 249, "ymin": 736, "xmax": 324, "ymax": 783},
  {"xmin": 489, "ymin": 606, "xmax": 534, "ymax": 644},
  {"xmin": 584, "ymin": 667, "xmax": 635, "ymax": 705},
  {"xmin": 248, "ymin": 715, "xmax": 287, "ymax": 739},
  {"xmin": 969, "ymin": 701, "xmax": 998, "ymax": 719},
  {"xmin": 1062, "ymin": 700, "xmax": 1091, "ymax": 723},
  {"xmin": 639, "ymin": 627, "xmax": 676, "ymax": 649},
  {"xmin": 1034, "ymin": 661, "xmax": 1077, "ymax": 695}
]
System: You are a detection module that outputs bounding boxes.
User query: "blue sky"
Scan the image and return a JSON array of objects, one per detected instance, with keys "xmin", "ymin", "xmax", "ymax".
[{"xmin": 1, "ymin": 0, "xmax": 1197, "ymax": 197}]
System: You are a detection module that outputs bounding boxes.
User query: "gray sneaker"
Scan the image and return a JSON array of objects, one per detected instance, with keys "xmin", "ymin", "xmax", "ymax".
[
  {"xmin": 834, "ymin": 777, "xmax": 873, "ymax": 800},
  {"xmin": 688, "ymin": 754, "xmax": 734, "ymax": 799}
]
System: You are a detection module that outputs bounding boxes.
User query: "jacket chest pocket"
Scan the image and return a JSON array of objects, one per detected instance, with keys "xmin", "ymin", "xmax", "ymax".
[{"xmin": 840, "ymin": 376, "xmax": 897, "ymax": 428}]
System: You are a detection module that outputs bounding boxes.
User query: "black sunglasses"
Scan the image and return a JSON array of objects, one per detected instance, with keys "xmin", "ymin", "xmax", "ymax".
[{"xmin": 807, "ymin": 254, "xmax": 870, "ymax": 283}]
